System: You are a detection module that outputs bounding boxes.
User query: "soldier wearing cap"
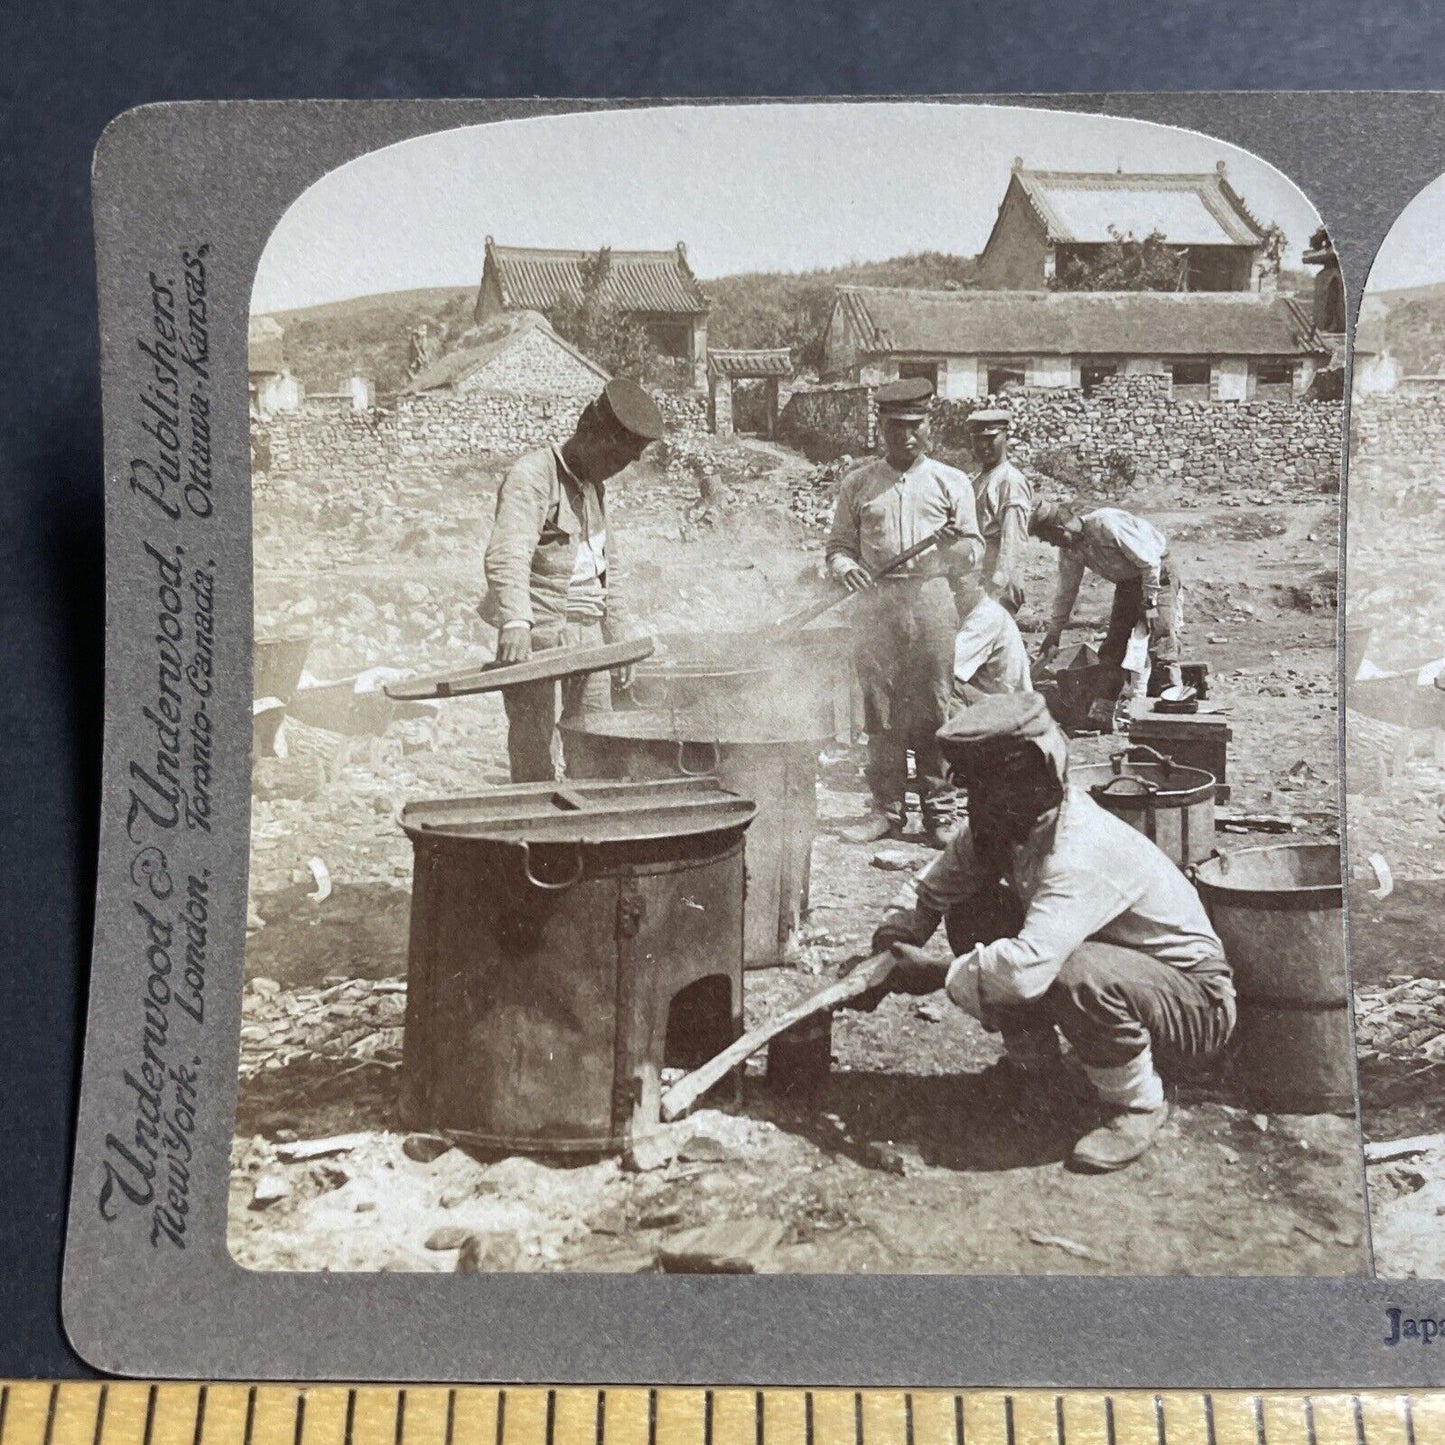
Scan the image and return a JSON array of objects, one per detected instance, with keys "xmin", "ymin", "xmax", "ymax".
[
  {"xmin": 967, "ymin": 407, "xmax": 1033, "ymax": 615},
  {"xmin": 1029, "ymin": 499, "xmax": 1184, "ymax": 706},
  {"xmin": 843, "ymin": 693, "xmax": 1235, "ymax": 1172},
  {"xmin": 481, "ymin": 378, "xmax": 664, "ymax": 782},
  {"xmin": 825, "ymin": 377, "xmax": 984, "ymax": 848}
]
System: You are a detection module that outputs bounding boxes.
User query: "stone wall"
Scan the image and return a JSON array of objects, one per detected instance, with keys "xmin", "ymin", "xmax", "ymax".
[
  {"xmin": 780, "ymin": 372, "xmax": 1344, "ymax": 492},
  {"xmin": 262, "ymin": 387, "xmax": 706, "ymax": 479},
  {"xmin": 776, "ymin": 384, "xmax": 876, "ymax": 460},
  {"xmin": 456, "ymin": 327, "xmax": 604, "ymax": 397},
  {"xmin": 1352, "ymin": 386, "xmax": 1445, "ymax": 462}
]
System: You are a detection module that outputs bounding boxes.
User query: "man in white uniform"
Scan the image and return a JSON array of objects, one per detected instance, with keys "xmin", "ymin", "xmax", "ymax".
[
  {"xmin": 825, "ymin": 377, "xmax": 984, "ymax": 847},
  {"xmin": 845, "ymin": 693, "xmax": 1235, "ymax": 1172},
  {"xmin": 953, "ymin": 585, "xmax": 1033, "ymax": 702},
  {"xmin": 968, "ymin": 407, "xmax": 1033, "ymax": 614}
]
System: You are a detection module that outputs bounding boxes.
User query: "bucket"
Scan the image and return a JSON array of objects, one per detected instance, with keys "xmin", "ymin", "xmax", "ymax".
[
  {"xmin": 399, "ymin": 777, "xmax": 755, "ymax": 1153},
  {"xmin": 561, "ymin": 709, "xmax": 831, "ymax": 968},
  {"xmin": 1192, "ymin": 843, "xmax": 1352, "ymax": 1113},
  {"xmin": 1071, "ymin": 744, "xmax": 1216, "ymax": 868}
]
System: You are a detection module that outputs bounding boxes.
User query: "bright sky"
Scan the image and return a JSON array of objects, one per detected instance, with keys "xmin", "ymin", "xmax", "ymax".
[
  {"xmin": 252, "ymin": 102, "xmax": 1324, "ymax": 314},
  {"xmin": 1366, "ymin": 169, "xmax": 1445, "ymax": 294}
]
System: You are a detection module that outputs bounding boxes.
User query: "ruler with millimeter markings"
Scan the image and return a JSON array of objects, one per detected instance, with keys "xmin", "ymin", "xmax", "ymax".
[{"xmin": 1, "ymin": 1388, "xmax": 1443, "ymax": 1445}]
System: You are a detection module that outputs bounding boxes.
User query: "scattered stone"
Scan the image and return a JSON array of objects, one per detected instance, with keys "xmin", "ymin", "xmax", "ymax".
[
  {"xmin": 1218, "ymin": 1146, "xmax": 1241, "ymax": 1165},
  {"xmin": 250, "ymin": 978, "xmax": 281, "ymax": 997},
  {"xmin": 914, "ymin": 1000, "xmax": 946, "ymax": 1022},
  {"xmin": 1251, "ymin": 1114, "xmax": 1270, "ymax": 1133},
  {"xmin": 402, "ymin": 1133, "xmax": 453, "ymax": 1164},
  {"xmin": 861, "ymin": 1141, "xmax": 908, "ymax": 1176},
  {"xmin": 355, "ymin": 1199, "xmax": 377, "ymax": 1213},
  {"xmin": 275, "ymin": 1128, "xmax": 299, "ymax": 1144},
  {"xmin": 677, "ymin": 1134, "xmax": 737, "ymax": 1164},
  {"xmin": 870, "ymin": 848, "xmax": 915, "ymax": 871},
  {"xmin": 623, "ymin": 1132, "xmax": 679, "ymax": 1173},
  {"xmin": 588, "ymin": 1205, "xmax": 629, "ymax": 1237},
  {"xmin": 425, "ymin": 1225, "xmax": 473, "ymax": 1252},
  {"xmin": 250, "ymin": 1174, "xmax": 292, "ymax": 1210},
  {"xmin": 456, "ymin": 1232, "xmax": 527, "ymax": 1273},
  {"xmin": 637, "ymin": 1208, "xmax": 685, "ymax": 1231},
  {"xmin": 308, "ymin": 1163, "xmax": 351, "ymax": 1193},
  {"xmin": 439, "ymin": 1187, "xmax": 476, "ymax": 1210},
  {"xmin": 276, "ymin": 1133, "xmax": 367, "ymax": 1163},
  {"xmin": 1027, "ymin": 1229, "xmax": 1099, "ymax": 1261},
  {"xmin": 657, "ymin": 1218, "xmax": 785, "ymax": 1274}
]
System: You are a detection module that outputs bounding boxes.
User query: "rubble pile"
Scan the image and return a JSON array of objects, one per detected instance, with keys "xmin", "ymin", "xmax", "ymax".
[
  {"xmin": 788, "ymin": 456, "xmax": 854, "ymax": 530},
  {"xmin": 1355, "ymin": 978, "xmax": 1445, "ymax": 1066},
  {"xmin": 239, "ymin": 975, "xmax": 407, "ymax": 1080}
]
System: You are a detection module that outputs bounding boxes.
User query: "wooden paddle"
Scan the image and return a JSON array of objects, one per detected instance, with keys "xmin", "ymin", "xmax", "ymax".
[{"xmin": 659, "ymin": 950, "xmax": 897, "ymax": 1121}]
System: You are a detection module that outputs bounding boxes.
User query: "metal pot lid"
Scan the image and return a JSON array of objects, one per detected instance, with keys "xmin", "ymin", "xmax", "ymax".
[{"xmin": 400, "ymin": 776, "xmax": 756, "ymax": 844}]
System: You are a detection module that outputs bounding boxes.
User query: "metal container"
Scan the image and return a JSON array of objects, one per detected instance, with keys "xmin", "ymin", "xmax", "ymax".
[
  {"xmin": 1071, "ymin": 744, "xmax": 1217, "ymax": 869},
  {"xmin": 399, "ymin": 777, "xmax": 755, "ymax": 1154},
  {"xmin": 1126, "ymin": 710, "xmax": 1233, "ymax": 803},
  {"xmin": 561, "ymin": 709, "xmax": 832, "ymax": 969},
  {"xmin": 1192, "ymin": 843, "xmax": 1351, "ymax": 1114},
  {"xmin": 634, "ymin": 627, "xmax": 849, "ymax": 739}
]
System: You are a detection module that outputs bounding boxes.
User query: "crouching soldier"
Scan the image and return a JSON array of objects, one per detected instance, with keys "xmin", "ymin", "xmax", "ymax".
[
  {"xmin": 847, "ymin": 693, "xmax": 1235, "ymax": 1172},
  {"xmin": 481, "ymin": 378, "xmax": 665, "ymax": 782},
  {"xmin": 1029, "ymin": 499, "xmax": 1184, "ymax": 705}
]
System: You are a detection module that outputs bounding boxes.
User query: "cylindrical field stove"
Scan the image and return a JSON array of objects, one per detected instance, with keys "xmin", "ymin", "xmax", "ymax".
[{"xmin": 399, "ymin": 777, "xmax": 755, "ymax": 1154}]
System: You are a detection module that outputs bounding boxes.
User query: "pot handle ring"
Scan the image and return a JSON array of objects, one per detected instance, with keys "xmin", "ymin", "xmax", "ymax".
[
  {"xmin": 1113, "ymin": 742, "xmax": 1173, "ymax": 773},
  {"xmin": 519, "ymin": 840, "xmax": 585, "ymax": 892},
  {"xmin": 1094, "ymin": 774, "xmax": 1159, "ymax": 798},
  {"xmin": 677, "ymin": 739, "xmax": 721, "ymax": 777},
  {"xmin": 1184, "ymin": 847, "xmax": 1225, "ymax": 885}
]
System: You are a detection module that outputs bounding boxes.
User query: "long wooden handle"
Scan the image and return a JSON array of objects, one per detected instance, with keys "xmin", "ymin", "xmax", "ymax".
[
  {"xmin": 659, "ymin": 951, "xmax": 896, "ymax": 1121},
  {"xmin": 770, "ymin": 529, "xmax": 947, "ymax": 639}
]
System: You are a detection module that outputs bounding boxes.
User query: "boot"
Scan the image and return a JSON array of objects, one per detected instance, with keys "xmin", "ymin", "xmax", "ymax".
[
  {"xmin": 1069, "ymin": 1101, "xmax": 1171, "ymax": 1172},
  {"xmin": 842, "ymin": 813, "xmax": 902, "ymax": 845}
]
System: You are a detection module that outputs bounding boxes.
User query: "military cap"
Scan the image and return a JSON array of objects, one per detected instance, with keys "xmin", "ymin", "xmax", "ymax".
[
  {"xmin": 874, "ymin": 376, "xmax": 935, "ymax": 418},
  {"xmin": 1028, "ymin": 499, "xmax": 1066, "ymax": 537},
  {"xmin": 968, "ymin": 407, "xmax": 1011, "ymax": 431},
  {"xmin": 936, "ymin": 692, "xmax": 1070, "ymax": 783},
  {"xmin": 938, "ymin": 692, "xmax": 1053, "ymax": 746},
  {"xmin": 597, "ymin": 377, "xmax": 666, "ymax": 442}
]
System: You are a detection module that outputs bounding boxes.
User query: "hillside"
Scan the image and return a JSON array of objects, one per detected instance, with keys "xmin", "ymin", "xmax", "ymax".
[
  {"xmin": 701, "ymin": 252, "xmax": 980, "ymax": 370},
  {"xmin": 256, "ymin": 254, "xmax": 980, "ymax": 395},
  {"xmin": 1370, "ymin": 284, "xmax": 1445, "ymax": 374},
  {"xmin": 263, "ymin": 286, "xmax": 477, "ymax": 394}
]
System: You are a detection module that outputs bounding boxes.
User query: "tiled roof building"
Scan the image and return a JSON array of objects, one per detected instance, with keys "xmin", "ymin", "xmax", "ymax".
[
  {"xmin": 977, "ymin": 160, "xmax": 1274, "ymax": 294},
  {"xmin": 822, "ymin": 285, "xmax": 1330, "ymax": 402},
  {"xmin": 475, "ymin": 239, "xmax": 709, "ymax": 386}
]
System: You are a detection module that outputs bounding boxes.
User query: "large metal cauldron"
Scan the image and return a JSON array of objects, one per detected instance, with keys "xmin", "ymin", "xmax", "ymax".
[
  {"xmin": 633, "ymin": 626, "xmax": 855, "ymax": 742},
  {"xmin": 399, "ymin": 777, "xmax": 755, "ymax": 1154},
  {"xmin": 1192, "ymin": 843, "xmax": 1351, "ymax": 1114},
  {"xmin": 1070, "ymin": 745, "xmax": 1216, "ymax": 869},
  {"xmin": 562, "ymin": 708, "xmax": 832, "ymax": 968}
]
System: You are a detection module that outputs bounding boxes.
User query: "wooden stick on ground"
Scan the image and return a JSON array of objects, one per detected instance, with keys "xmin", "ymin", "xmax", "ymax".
[{"xmin": 659, "ymin": 951, "xmax": 896, "ymax": 1122}]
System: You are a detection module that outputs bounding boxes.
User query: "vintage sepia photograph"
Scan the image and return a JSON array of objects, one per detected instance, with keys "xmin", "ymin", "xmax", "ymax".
[
  {"xmin": 1344, "ymin": 171, "xmax": 1445, "ymax": 1279},
  {"xmin": 231, "ymin": 102, "xmax": 1363, "ymax": 1277}
]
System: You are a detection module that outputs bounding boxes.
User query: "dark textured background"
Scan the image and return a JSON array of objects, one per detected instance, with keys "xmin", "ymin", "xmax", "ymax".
[{"xmin": 5, "ymin": 0, "xmax": 1445, "ymax": 1380}]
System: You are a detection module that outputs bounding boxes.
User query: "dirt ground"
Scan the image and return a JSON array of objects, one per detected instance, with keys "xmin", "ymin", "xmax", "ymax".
[
  {"xmin": 232, "ymin": 431, "xmax": 1365, "ymax": 1277},
  {"xmin": 1345, "ymin": 444, "xmax": 1445, "ymax": 1277}
]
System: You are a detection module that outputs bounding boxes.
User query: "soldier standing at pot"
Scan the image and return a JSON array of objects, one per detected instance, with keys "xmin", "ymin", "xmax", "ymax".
[
  {"xmin": 825, "ymin": 377, "xmax": 984, "ymax": 848},
  {"xmin": 967, "ymin": 407, "xmax": 1033, "ymax": 615},
  {"xmin": 481, "ymin": 378, "xmax": 665, "ymax": 783}
]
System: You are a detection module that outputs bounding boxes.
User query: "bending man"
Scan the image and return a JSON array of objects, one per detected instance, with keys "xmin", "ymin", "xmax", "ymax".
[
  {"xmin": 481, "ymin": 378, "xmax": 664, "ymax": 782},
  {"xmin": 851, "ymin": 693, "xmax": 1235, "ymax": 1172},
  {"xmin": 1030, "ymin": 499, "xmax": 1184, "ymax": 700}
]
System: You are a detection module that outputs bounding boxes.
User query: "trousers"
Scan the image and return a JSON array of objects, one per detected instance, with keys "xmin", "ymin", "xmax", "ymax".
[
  {"xmin": 500, "ymin": 618, "xmax": 612, "ymax": 783},
  {"xmin": 853, "ymin": 576, "xmax": 959, "ymax": 825},
  {"xmin": 1098, "ymin": 560, "xmax": 1183, "ymax": 695},
  {"xmin": 944, "ymin": 890, "xmax": 1234, "ymax": 1070}
]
